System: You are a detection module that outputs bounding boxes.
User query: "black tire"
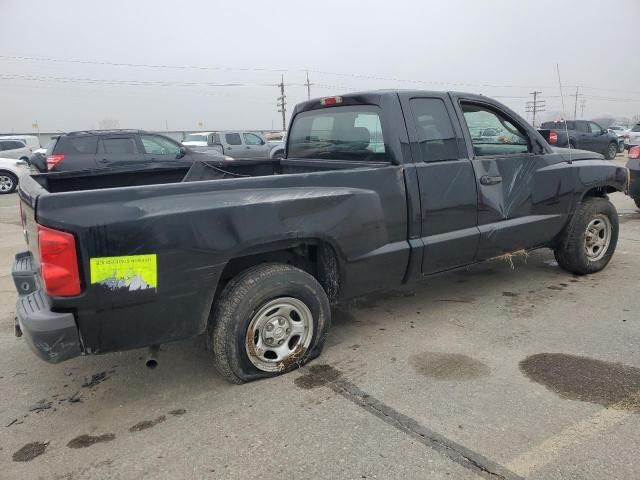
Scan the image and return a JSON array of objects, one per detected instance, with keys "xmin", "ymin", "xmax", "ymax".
[
  {"xmin": 568, "ymin": 141, "xmax": 576, "ymax": 149},
  {"xmin": 618, "ymin": 142, "xmax": 625, "ymax": 154},
  {"xmin": 605, "ymin": 142, "xmax": 618, "ymax": 160},
  {"xmin": 208, "ymin": 263, "xmax": 331, "ymax": 384},
  {"xmin": 634, "ymin": 197, "xmax": 640, "ymax": 210},
  {"xmin": 272, "ymin": 151, "xmax": 284, "ymax": 161},
  {"xmin": 0, "ymin": 172, "xmax": 18, "ymax": 194},
  {"xmin": 554, "ymin": 197, "xmax": 618, "ymax": 275}
]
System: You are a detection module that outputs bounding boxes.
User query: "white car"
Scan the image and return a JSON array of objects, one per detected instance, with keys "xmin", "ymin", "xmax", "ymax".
[
  {"xmin": 625, "ymin": 123, "xmax": 640, "ymax": 150},
  {"xmin": 0, "ymin": 157, "xmax": 30, "ymax": 194},
  {"xmin": 0, "ymin": 139, "xmax": 31, "ymax": 161},
  {"xmin": 0, "ymin": 135, "xmax": 41, "ymax": 150}
]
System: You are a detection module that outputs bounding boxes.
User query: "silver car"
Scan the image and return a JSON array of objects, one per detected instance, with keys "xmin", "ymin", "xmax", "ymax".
[{"xmin": 0, "ymin": 139, "xmax": 31, "ymax": 161}]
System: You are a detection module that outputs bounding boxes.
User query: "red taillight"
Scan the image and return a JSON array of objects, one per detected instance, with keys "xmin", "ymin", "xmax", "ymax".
[
  {"xmin": 37, "ymin": 225, "xmax": 81, "ymax": 297},
  {"xmin": 320, "ymin": 96, "xmax": 343, "ymax": 106},
  {"xmin": 630, "ymin": 146, "xmax": 640, "ymax": 159},
  {"xmin": 549, "ymin": 132, "xmax": 558, "ymax": 144},
  {"xmin": 46, "ymin": 154, "xmax": 65, "ymax": 170}
]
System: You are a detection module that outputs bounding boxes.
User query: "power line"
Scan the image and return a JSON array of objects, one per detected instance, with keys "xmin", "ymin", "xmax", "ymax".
[{"xmin": 6, "ymin": 53, "xmax": 638, "ymax": 94}]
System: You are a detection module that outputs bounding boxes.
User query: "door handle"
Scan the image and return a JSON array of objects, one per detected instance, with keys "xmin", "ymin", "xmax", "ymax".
[
  {"xmin": 98, "ymin": 158, "xmax": 109, "ymax": 163},
  {"xmin": 480, "ymin": 175, "xmax": 502, "ymax": 186},
  {"xmin": 246, "ymin": 146, "xmax": 251, "ymax": 149}
]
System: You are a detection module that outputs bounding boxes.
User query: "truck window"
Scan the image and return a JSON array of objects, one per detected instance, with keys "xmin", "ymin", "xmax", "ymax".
[
  {"xmin": 99, "ymin": 137, "xmax": 138, "ymax": 154},
  {"xmin": 66, "ymin": 136, "xmax": 98, "ymax": 154},
  {"xmin": 225, "ymin": 133, "xmax": 242, "ymax": 145},
  {"xmin": 140, "ymin": 135, "xmax": 181, "ymax": 155},
  {"xmin": 461, "ymin": 103, "xmax": 529, "ymax": 156},
  {"xmin": 588, "ymin": 122, "xmax": 603, "ymax": 134},
  {"xmin": 288, "ymin": 106, "xmax": 387, "ymax": 161},
  {"xmin": 632, "ymin": 124, "xmax": 640, "ymax": 133},
  {"xmin": 575, "ymin": 122, "xmax": 589, "ymax": 133},
  {"xmin": 243, "ymin": 133, "xmax": 264, "ymax": 145},
  {"xmin": 409, "ymin": 98, "xmax": 459, "ymax": 162}
]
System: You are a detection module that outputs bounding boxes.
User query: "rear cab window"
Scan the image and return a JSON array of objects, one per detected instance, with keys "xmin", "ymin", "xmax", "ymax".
[
  {"xmin": 288, "ymin": 105, "xmax": 387, "ymax": 161},
  {"xmin": 409, "ymin": 98, "xmax": 459, "ymax": 162},
  {"xmin": 225, "ymin": 133, "xmax": 242, "ymax": 146}
]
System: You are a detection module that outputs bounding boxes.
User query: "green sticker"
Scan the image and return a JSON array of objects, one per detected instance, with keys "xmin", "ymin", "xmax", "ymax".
[{"xmin": 90, "ymin": 254, "xmax": 157, "ymax": 291}]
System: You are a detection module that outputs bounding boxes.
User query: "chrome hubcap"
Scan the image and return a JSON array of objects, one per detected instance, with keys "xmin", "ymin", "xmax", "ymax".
[
  {"xmin": 245, "ymin": 297, "xmax": 313, "ymax": 372},
  {"xmin": 584, "ymin": 214, "xmax": 611, "ymax": 261},
  {"xmin": 0, "ymin": 176, "xmax": 13, "ymax": 192}
]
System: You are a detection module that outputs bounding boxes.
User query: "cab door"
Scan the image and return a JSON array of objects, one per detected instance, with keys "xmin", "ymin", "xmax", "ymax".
[
  {"xmin": 399, "ymin": 93, "xmax": 479, "ymax": 275},
  {"xmin": 242, "ymin": 132, "xmax": 270, "ymax": 158},
  {"xmin": 222, "ymin": 132, "xmax": 243, "ymax": 158},
  {"xmin": 452, "ymin": 96, "xmax": 569, "ymax": 259}
]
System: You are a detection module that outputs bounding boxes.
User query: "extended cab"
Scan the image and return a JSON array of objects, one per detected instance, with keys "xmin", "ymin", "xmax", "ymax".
[
  {"xmin": 540, "ymin": 120, "xmax": 620, "ymax": 159},
  {"xmin": 13, "ymin": 91, "xmax": 628, "ymax": 383}
]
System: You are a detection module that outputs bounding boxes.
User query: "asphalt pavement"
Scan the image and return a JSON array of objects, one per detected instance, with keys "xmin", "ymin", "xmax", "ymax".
[{"xmin": 1, "ymin": 156, "xmax": 639, "ymax": 479}]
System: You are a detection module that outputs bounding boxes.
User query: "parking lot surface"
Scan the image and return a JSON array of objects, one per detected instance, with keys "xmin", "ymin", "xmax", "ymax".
[{"xmin": 1, "ymin": 157, "xmax": 639, "ymax": 479}]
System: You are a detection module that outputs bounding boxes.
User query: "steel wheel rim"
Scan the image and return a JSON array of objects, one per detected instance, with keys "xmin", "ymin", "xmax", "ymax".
[
  {"xmin": 245, "ymin": 297, "xmax": 313, "ymax": 372},
  {"xmin": 584, "ymin": 214, "xmax": 611, "ymax": 261},
  {"xmin": 0, "ymin": 175, "xmax": 13, "ymax": 192},
  {"xmin": 609, "ymin": 144, "xmax": 617, "ymax": 158}
]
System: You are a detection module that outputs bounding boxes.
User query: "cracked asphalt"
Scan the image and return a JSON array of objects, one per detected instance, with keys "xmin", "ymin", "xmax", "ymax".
[{"xmin": 1, "ymin": 155, "xmax": 639, "ymax": 479}]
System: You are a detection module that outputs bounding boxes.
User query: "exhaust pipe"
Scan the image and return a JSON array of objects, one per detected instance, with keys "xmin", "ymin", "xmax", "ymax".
[{"xmin": 146, "ymin": 345, "xmax": 160, "ymax": 369}]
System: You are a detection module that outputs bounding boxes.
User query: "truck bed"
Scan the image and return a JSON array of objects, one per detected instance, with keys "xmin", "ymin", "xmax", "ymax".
[{"xmin": 31, "ymin": 158, "xmax": 382, "ymax": 193}]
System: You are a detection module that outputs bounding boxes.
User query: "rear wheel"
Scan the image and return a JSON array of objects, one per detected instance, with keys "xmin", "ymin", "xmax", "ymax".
[
  {"xmin": 605, "ymin": 142, "xmax": 618, "ymax": 160},
  {"xmin": 554, "ymin": 197, "xmax": 618, "ymax": 275},
  {"xmin": 208, "ymin": 263, "xmax": 331, "ymax": 384},
  {"xmin": 634, "ymin": 197, "xmax": 640, "ymax": 210},
  {"xmin": 0, "ymin": 172, "xmax": 17, "ymax": 194}
]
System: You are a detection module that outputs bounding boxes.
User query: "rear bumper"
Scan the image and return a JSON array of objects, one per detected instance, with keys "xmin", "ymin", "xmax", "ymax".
[{"xmin": 12, "ymin": 252, "xmax": 81, "ymax": 363}]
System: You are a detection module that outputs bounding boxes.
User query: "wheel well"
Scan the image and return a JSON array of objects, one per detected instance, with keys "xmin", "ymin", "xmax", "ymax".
[
  {"xmin": 583, "ymin": 186, "xmax": 617, "ymax": 200},
  {"xmin": 218, "ymin": 242, "xmax": 341, "ymax": 304},
  {"xmin": 0, "ymin": 169, "xmax": 17, "ymax": 178}
]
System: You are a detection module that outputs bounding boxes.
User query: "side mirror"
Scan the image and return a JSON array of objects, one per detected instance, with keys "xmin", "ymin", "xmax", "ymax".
[{"xmin": 178, "ymin": 146, "xmax": 188, "ymax": 158}]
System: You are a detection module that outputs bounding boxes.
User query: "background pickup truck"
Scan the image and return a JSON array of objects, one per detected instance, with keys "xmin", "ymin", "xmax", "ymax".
[
  {"xmin": 14, "ymin": 91, "xmax": 628, "ymax": 384},
  {"xmin": 183, "ymin": 130, "xmax": 285, "ymax": 159},
  {"xmin": 540, "ymin": 120, "xmax": 620, "ymax": 159}
]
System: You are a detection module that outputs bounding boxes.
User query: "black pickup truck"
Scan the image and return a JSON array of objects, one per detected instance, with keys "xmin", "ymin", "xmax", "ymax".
[{"xmin": 13, "ymin": 91, "xmax": 628, "ymax": 383}]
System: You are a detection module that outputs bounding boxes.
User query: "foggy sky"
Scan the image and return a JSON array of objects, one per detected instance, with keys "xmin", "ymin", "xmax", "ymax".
[{"xmin": 1, "ymin": 0, "xmax": 639, "ymax": 133}]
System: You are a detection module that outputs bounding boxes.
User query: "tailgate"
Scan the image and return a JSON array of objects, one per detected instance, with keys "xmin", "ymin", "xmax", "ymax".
[{"xmin": 18, "ymin": 175, "xmax": 46, "ymax": 266}]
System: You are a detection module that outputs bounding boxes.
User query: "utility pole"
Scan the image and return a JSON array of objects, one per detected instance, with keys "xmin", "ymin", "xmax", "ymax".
[
  {"xmin": 580, "ymin": 98, "xmax": 587, "ymax": 119},
  {"xmin": 304, "ymin": 71, "xmax": 313, "ymax": 100},
  {"xmin": 277, "ymin": 75, "xmax": 287, "ymax": 131},
  {"xmin": 525, "ymin": 91, "xmax": 545, "ymax": 128},
  {"xmin": 573, "ymin": 86, "xmax": 579, "ymax": 120}
]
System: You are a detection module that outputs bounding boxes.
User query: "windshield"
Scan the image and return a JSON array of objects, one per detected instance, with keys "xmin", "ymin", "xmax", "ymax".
[
  {"xmin": 288, "ymin": 105, "xmax": 387, "ymax": 161},
  {"xmin": 185, "ymin": 134, "xmax": 208, "ymax": 142}
]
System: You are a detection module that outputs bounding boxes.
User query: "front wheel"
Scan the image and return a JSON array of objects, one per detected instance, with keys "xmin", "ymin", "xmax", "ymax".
[
  {"xmin": 0, "ymin": 172, "xmax": 17, "ymax": 194},
  {"xmin": 554, "ymin": 197, "xmax": 618, "ymax": 275},
  {"xmin": 605, "ymin": 142, "xmax": 618, "ymax": 160},
  {"xmin": 618, "ymin": 142, "xmax": 625, "ymax": 154},
  {"xmin": 208, "ymin": 263, "xmax": 331, "ymax": 384}
]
